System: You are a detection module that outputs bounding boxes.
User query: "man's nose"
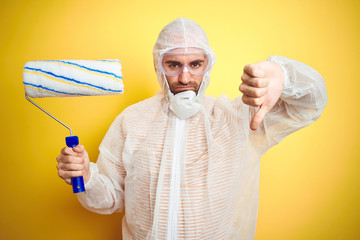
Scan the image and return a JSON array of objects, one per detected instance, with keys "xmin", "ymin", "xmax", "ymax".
[{"xmin": 178, "ymin": 66, "xmax": 191, "ymax": 84}]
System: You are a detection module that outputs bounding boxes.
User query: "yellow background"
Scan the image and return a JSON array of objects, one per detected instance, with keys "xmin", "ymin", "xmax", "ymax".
[{"xmin": 1, "ymin": 0, "xmax": 359, "ymax": 239}]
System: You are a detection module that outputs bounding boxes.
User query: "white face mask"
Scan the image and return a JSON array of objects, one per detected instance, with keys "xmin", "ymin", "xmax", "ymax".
[
  {"xmin": 161, "ymin": 69, "xmax": 207, "ymax": 119},
  {"xmin": 169, "ymin": 90, "xmax": 201, "ymax": 119}
]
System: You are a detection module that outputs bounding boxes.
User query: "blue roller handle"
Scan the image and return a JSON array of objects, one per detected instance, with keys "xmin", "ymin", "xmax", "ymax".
[{"xmin": 65, "ymin": 136, "xmax": 85, "ymax": 193}]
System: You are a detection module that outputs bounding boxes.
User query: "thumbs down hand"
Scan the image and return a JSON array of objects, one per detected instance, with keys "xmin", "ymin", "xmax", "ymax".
[{"xmin": 239, "ymin": 61, "xmax": 285, "ymax": 130}]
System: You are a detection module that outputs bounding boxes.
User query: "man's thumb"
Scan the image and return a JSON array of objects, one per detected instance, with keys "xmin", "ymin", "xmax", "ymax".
[
  {"xmin": 72, "ymin": 144, "xmax": 85, "ymax": 154},
  {"xmin": 250, "ymin": 105, "xmax": 269, "ymax": 130}
]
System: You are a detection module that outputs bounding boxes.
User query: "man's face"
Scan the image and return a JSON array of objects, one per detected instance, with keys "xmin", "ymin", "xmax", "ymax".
[{"xmin": 161, "ymin": 52, "xmax": 208, "ymax": 95}]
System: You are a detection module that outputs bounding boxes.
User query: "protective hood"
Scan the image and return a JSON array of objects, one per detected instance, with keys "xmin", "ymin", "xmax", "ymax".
[{"xmin": 153, "ymin": 18, "xmax": 216, "ymax": 119}]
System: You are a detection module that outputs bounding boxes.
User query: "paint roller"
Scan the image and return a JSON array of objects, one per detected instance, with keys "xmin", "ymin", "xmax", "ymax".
[{"xmin": 23, "ymin": 59, "xmax": 124, "ymax": 193}]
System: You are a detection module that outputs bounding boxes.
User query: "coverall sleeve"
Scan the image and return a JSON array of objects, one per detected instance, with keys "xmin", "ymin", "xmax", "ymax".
[
  {"xmin": 250, "ymin": 55, "xmax": 328, "ymax": 156},
  {"xmin": 77, "ymin": 114, "xmax": 126, "ymax": 214}
]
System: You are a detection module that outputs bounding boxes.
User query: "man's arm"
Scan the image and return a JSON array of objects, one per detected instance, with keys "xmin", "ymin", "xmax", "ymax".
[
  {"xmin": 57, "ymin": 114, "xmax": 126, "ymax": 214},
  {"xmin": 240, "ymin": 56, "xmax": 328, "ymax": 155}
]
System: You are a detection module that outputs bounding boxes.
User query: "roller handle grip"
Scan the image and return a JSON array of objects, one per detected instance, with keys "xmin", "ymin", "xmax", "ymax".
[{"xmin": 65, "ymin": 136, "xmax": 85, "ymax": 193}]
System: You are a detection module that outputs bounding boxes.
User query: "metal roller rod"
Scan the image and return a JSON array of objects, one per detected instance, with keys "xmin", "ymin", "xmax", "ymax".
[{"xmin": 25, "ymin": 94, "xmax": 73, "ymax": 136}]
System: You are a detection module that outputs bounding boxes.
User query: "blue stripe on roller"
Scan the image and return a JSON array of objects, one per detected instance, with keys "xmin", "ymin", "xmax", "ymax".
[
  {"xmin": 96, "ymin": 59, "xmax": 121, "ymax": 63},
  {"xmin": 50, "ymin": 60, "xmax": 122, "ymax": 80},
  {"xmin": 24, "ymin": 82, "xmax": 88, "ymax": 96},
  {"xmin": 24, "ymin": 67, "xmax": 123, "ymax": 93}
]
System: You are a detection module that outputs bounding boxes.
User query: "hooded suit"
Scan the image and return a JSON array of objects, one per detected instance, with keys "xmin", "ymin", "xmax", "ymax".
[{"xmin": 78, "ymin": 18, "xmax": 327, "ymax": 239}]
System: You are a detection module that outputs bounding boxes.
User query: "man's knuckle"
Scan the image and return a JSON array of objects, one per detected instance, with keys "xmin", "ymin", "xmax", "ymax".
[
  {"xmin": 253, "ymin": 89, "xmax": 261, "ymax": 97},
  {"xmin": 58, "ymin": 170, "xmax": 64, "ymax": 178},
  {"xmin": 242, "ymin": 95, "xmax": 248, "ymax": 102},
  {"xmin": 244, "ymin": 64, "xmax": 250, "ymax": 71},
  {"xmin": 239, "ymin": 84, "xmax": 244, "ymax": 92},
  {"xmin": 241, "ymin": 73, "xmax": 249, "ymax": 82},
  {"xmin": 250, "ymin": 101, "xmax": 258, "ymax": 107},
  {"xmin": 255, "ymin": 79, "xmax": 263, "ymax": 88},
  {"xmin": 66, "ymin": 171, "xmax": 73, "ymax": 178},
  {"xmin": 254, "ymin": 98, "xmax": 262, "ymax": 106},
  {"xmin": 61, "ymin": 147, "xmax": 68, "ymax": 154}
]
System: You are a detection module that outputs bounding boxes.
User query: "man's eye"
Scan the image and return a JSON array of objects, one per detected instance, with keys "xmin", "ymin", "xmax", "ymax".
[
  {"xmin": 169, "ymin": 63, "xmax": 180, "ymax": 68},
  {"xmin": 191, "ymin": 62, "xmax": 201, "ymax": 68}
]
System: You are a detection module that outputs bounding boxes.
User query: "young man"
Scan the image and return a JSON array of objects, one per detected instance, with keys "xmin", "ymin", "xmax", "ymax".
[{"xmin": 57, "ymin": 18, "xmax": 327, "ymax": 239}]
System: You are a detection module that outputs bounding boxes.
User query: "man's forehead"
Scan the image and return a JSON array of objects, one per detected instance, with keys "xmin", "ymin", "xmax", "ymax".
[
  {"xmin": 163, "ymin": 53, "xmax": 206, "ymax": 60},
  {"xmin": 162, "ymin": 52, "xmax": 207, "ymax": 62}
]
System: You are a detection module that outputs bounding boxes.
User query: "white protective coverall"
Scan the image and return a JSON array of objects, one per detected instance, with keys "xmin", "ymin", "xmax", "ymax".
[{"xmin": 77, "ymin": 18, "xmax": 328, "ymax": 239}]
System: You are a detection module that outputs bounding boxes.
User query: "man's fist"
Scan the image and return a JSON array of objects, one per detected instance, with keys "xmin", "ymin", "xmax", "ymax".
[
  {"xmin": 56, "ymin": 144, "xmax": 91, "ymax": 185},
  {"xmin": 239, "ymin": 61, "xmax": 284, "ymax": 130}
]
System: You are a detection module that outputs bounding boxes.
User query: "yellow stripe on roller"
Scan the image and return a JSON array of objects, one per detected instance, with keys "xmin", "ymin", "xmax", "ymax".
[
  {"xmin": 52, "ymin": 61, "xmax": 121, "ymax": 82},
  {"xmin": 23, "ymin": 70, "xmax": 104, "ymax": 93},
  {"xmin": 25, "ymin": 85, "xmax": 70, "ymax": 96}
]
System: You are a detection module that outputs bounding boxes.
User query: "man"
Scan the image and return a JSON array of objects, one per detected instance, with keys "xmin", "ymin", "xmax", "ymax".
[{"xmin": 57, "ymin": 18, "xmax": 327, "ymax": 239}]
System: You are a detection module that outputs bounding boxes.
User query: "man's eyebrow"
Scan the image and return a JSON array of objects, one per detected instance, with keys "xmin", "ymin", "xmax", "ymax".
[
  {"xmin": 164, "ymin": 60, "xmax": 181, "ymax": 64},
  {"xmin": 190, "ymin": 59, "xmax": 205, "ymax": 63}
]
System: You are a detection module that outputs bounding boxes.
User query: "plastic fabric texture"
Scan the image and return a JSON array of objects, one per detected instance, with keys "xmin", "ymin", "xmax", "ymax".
[{"xmin": 77, "ymin": 18, "xmax": 328, "ymax": 239}]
